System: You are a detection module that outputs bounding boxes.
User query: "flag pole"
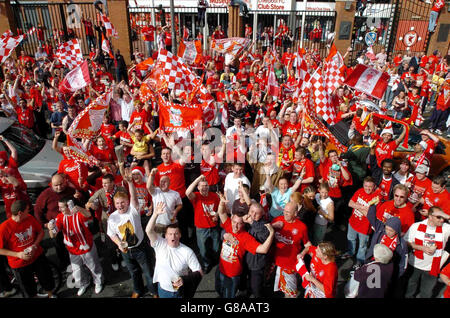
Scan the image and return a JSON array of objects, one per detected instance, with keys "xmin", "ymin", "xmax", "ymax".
[{"xmin": 170, "ymin": 0, "xmax": 177, "ymax": 54}]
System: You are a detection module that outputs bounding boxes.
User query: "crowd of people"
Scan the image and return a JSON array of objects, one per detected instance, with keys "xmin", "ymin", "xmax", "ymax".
[{"xmin": 0, "ymin": 3, "xmax": 449, "ymax": 299}]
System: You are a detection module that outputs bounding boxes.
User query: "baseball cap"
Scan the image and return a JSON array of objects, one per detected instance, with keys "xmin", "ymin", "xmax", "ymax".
[{"xmin": 415, "ymin": 164, "xmax": 428, "ymax": 174}]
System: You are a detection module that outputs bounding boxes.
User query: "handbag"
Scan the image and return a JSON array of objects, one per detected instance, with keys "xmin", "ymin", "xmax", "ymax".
[{"xmin": 344, "ymin": 271, "xmax": 360, "ymax": 298}]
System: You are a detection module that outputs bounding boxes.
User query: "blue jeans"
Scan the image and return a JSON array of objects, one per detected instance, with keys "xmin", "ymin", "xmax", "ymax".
[
  {"xmin": 196, "ymin": 227, "xmax": 221, "ymax": 268},
  {"xmin": 215, "ymin": 267, "xmax": 240, "ymax": 298},
  {"xmin": 428, "ymin": 11, "xmax": 439, "ymax": 32},
  {"xmin": 157, "ymin": 283, "xmax": 181, "ymax": 298},
  {"xmin": 121, "ymin": 242, "xmax": 156, "ymax": 295},
  {"xmin": 384, "ymin": 86, "xmax": 394, "ymax": 109},
  {"xmin": 145, "ymin": 41, "xmax": 154, "ymax": 57},
  {"xmin": 312, "ymin": 223, "xmax": 327, "ymax": 246},
  {"xmin": 347, "ymin": 224, "xmax": 370, "ymax": 264}
]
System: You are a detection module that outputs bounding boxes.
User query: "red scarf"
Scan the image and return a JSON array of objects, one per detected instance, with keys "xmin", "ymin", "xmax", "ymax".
[
  {"xmin": 380, "ymin": 234, "xmax": 398, "ymax": 253},
  {"xmin": 414, "ymin": 222, "xmax": 443, "ymax": 276},
  {"xmin": 105, "ymin": 185, "xmax": 118, "ymax": 215}
]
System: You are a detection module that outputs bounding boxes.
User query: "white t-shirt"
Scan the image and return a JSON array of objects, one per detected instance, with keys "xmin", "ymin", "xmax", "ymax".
[
  {"xmin": 118, "ymin": 98, "xmax": 134, "ymax": 122},
  {"xmin": 107, "ymin": 204, "xmax": 144, "ymax": 248},
  {"xmin": 405, "ymin": 220, "xmax": 450, "ymax": 271},
  {"xmin": 152, "ymin": 236, "xmax": 202, "ymax": 292},
  {"xmin": 151, "ymin": 187, "xmax": 182, "ymax": 226},
  {"xmin": 393, "ymin": 171, "xmax": 414, "ymax": 185},
  {"xmin": 224, "ymin": 173, "xmax": 251, "ymax": 212},
  {"xmin": 314, "ymin": 193, "xmax": 333, "ymax": 226}
]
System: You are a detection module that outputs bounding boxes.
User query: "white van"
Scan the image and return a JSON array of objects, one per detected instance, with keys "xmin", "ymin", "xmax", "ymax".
[{"xmin": 0, "ymin": 117, "xmax": 62, "ymax": 201}]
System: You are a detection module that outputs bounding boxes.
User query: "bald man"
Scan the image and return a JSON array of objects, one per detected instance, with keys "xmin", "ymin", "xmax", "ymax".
[{"xmin": 34, "ymin": 174, "xmax": 77, "ymax": 270}]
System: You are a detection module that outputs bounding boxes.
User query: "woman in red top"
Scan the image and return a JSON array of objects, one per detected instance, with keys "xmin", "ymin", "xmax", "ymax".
[
  {"xmin": 303, "ymin": 242, "xmax": 338, "ymax": 298},
  {"xmin": 89, "ymin": 136, "xmax": 117, "ymax": 168}
]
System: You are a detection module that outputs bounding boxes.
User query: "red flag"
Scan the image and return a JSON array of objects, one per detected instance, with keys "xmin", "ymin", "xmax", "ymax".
[
  {"xmin": 65, "ymin": 135, "xmax": 99, "ymax": 166},
  {"xmin": 267, "ymin": 64, "xmax": 280, "ymax": 98},
  {"xmin": 324, "ymin": 44, "xmax": 345, "ymax": 95},
  {"xmin": 68, "ymin": 91, "xmax": 112, "ymax": 139},
  {"xmin": 136, "ymin": 57, "xmax": 154, "ymax": 72},
  {"xmin": 310, "ymin": 68, "xmax": 337, "ymax": 125},
  {"xmin": 100, "ymin": 14, "xmax": 118, "ymax": 38},
  {"xmin": 58, "ymin": 60, "xmax": 91, "ymax": 94},
  {"xmin": 344, "ymin": 64, "xmax": 390, "ymax": 100},
  {"xmin": 101, "ymin": 34, "xmax": 114, "ymax": 59},
  {"xmin": 178, "ymin": 40, "xmax": 203, "ymax": 65},
  {"xmin": 158, "ymin": 95, "xmax": 203, "ymax": 133}
]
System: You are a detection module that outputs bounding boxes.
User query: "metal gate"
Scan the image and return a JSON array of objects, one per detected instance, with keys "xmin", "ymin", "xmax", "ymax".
[
  {"xmin": 248, "ymin": 9, "xmax": 336, "ymax": 58},
  {"xmin": 349, "ymin": 0, "xmax": 433, "ymax": 65},
  {"xmin": 10, "ymin": 1, "xmax": 101, "ymax": 57}
]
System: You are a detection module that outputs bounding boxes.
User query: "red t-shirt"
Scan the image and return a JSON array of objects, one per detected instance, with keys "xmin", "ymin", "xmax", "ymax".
[
  {"xmin": 100, "ymin": 123, "xmax": 116, "ymax": 140},
  {"xmin": 422, "ymin": 189, "xmax": 450, "ymax": 215},
  {"xmin": 272, "ymin": 216, "xmax": 309, "ymax": 271},
  {"xmin": 129, "ymin": 109, "xmax": 150, "ymax": 134},
  {"xmin": 155, "ymin": 161, "xmax": 186, "ymax": 198},
  {"xmin": 281, "ymin": 122, "xmax": 301, "ymax": 140},
  {"xmin": 114, "ymin": 131, "xmax": 133, "ymax": 157},
  {"xmin": 219, "ymin": 218, "xmax": 259, "ymax": 277},
  {"xmin": 376, "ymin": 201, "xmax": 415, "ymax": 234},
  {"xmin": 0, "ymin": 215, "xmax": 44, "ymax": 269},
  {"xmin": 141, "ymin": 25, "xmax": 155, "ymax": 42},
  {"xmin": 290, "ymin": 158, "xmax": 315, "ymax": 192},
  {"xmin": 200, "ymin": 159, "xmax": 220, "ymax": 186},
  {"xmin": 55, "ymin": 211, "xmax": 93, "ymax": 255},
  {"xmin": 349, "ymin": 189, "xmax": 379, "ymax": 235},
  {"xmin": 58, "ymin": 159, "xmax": 88, "ymax": 191},
  {"xmin": 16, "ymin": 106, "xmax": 34, "ymax": 129},
  {"xmin": 308, "ymin": 245, "xmax": 338, "ymax": 298},
  {"xmin": 90, "ymin": 144, "xmax": 116, "ymax": 164},
  {"xmin": 375, "ymin": 139, "xmax": 398, "ymax": 167},
  {"xmin": 191, "ymin": 191, "xmax": 220, "ymax": 229},
  {"xmin": 375, "ymin": 176, "xmax": 393, "ymax": 202},
  {"xmin": 319, "ymin": 158, "xmax": 352, "ymax": 198},
  {"xmin": 408, "ymin": 177, "xmax": 432, "ymax": 202},
  {"xmin": 441, "ymin": 263, "xmax": 450, "ymax": 298}
]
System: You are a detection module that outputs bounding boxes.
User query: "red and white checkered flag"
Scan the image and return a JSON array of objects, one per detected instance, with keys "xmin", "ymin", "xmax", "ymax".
[
  {"xmin": 0, "ymin": 30, "xmax": 13, "ymax": 40},
  {"xmin": 100, "ymin": 14, "xmax": 118, "ymax": 38},
  {"xmin": 56, "ymin": 39, "xmax": 83, "ymax": 69},
  {"xmin": 156, "ymin": 48, "xmax": 202, "ymax": 95},
  {"xmin": 0, "ymin": 34, "xmax": 24, "ymax": 64},
  {"xmin": 310, "ymin": 68, "xmax": 337, "ymax": 125},
  {"xmin": 323, "ymin": 44, "xmax": 345, "ymax": 95}
]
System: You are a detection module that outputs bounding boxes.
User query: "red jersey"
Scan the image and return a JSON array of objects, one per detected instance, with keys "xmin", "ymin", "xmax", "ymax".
[
  {"xmin": 319, "ymin": 158, "xmax": 352, "ymax": 198},
  {"xmin": 376, "ymin": 201, "xmax": 415, "ymax": 234},
  {"xmin": 200, "ymin": 159, "xmax": 220, "ymax": 186},
  {"xmin": 408, "ymin": 177, "xmax": 432, "ymax": 203},
  {"xmin": 55, "ymin": 211, "xmax": 93, "ymax": 255},
  {"xmin": 57, "ymin": 159, "xmax": 88, "ymax": 191},
  {"xmin": 16, "ymin": 106, "xmax": 34, "ymax": 129},
  {"xmin": 141, "ymin": 25, "xmax": 155, "ymax": 42},
  {"xmin": 0, "ymin": 215, "xmax": 44, "ymax": 269},
  {"xmin": 308, "ymin": 246, "xmax": 338, "ymax": 298},
  {"xmin": 272, "ymin": 216, "xmax": 309, "ymax": 271},
  {"xmin": 191, "ymin": 191, "xmax": 220, "ymax": 229},
  {"xmin": 375, "ymin": 176, "xmax": 393, "ymax": 202},
  {"xmin": 155, "ymin": 161, "xmax": 186, "ymax": 198},
  {"xmin": 114, "ymin": 131, "xmax": 133, "ymax": 157},
  {"xmin": 0, "ymin": 179, "xmax": 29, "ymax": 219},
  {"xmin": 422, "ymin": 189, "xmax": 450, "ymax": 215},
  {"xmin": 100, "ymin": 123, "xmax": 116, "ymax": 140},
  {"xmin": 219, "ymin": 218, "xmax": 259, "ymax": 277},
  {"xmin": 281, "ymin": 122, "xmax": 301, "ymax": 140},
  {"xmin": 90, "ymin": 144, "xmax": 116, "ymax": 164},
  {"xmin": 349, "ymin": 188, "xmax": 380, "ymax": 235},
  {"xmin": 441, "ymin": 263, "xmax": 450, "ymax": 298},
  {"xmin": 129, "ymin": 108, "xmax": 150, "ymax": 134},
  {"xmin": 375, "ymin": 140, "xmax": 398, "ymax": 167},
  {"xmin": 290, "ymin": 158, "xmax": 315, "ymax": 192}
]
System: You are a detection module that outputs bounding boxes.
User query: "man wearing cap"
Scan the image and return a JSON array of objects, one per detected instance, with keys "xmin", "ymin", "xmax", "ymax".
[
  {"xmin": 419, "ymin": 129, "xmax": 440, "ymax": 160},
  {"xmin": 408, "ymin": 164, "xmax": 432, "ymax": 207},
  {"xmin": 404, "ymin": 206, "xmax": 450, "ymax": 298},
  {"xmin": 406, "ymin": 141, "xmax": 431, "ymax": 172},
  {"xmin": 370, "ymin": 120, "xmax": 406, "ymax": 168}
]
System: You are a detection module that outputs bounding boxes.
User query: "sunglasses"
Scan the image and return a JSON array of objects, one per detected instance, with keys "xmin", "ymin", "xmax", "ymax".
[{"xmin": 432, "ymin": 215, "xmax": 445, "ymax": 220}]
